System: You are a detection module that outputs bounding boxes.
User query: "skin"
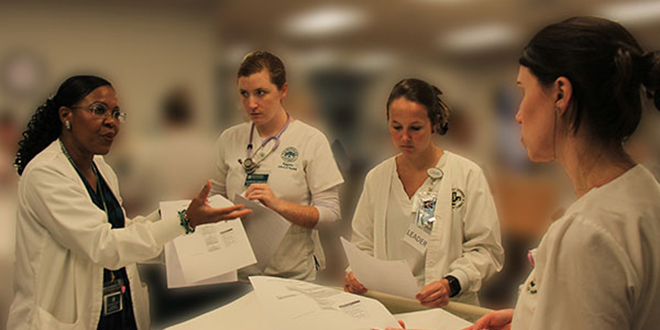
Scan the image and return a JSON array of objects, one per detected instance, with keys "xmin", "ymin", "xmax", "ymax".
[
  {"xmin": 344, "ymin": 97, "xmax": 451, "ymax": 308},
  {"xmin": 237, "ymin": 69, "xmax": 320, "ymax": 228},
  {"xmin": 58, "ymin": 86, "xmax": 251, "ymax": 228}
]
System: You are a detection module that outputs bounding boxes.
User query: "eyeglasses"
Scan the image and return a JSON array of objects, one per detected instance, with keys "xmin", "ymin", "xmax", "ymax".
[{"xmin": 70, "ymin": 103, "xmax": 127, "ymax": 123}]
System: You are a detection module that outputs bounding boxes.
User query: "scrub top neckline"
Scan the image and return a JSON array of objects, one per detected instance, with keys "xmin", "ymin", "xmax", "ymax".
[
  {"xmin": 564, "ymin": 163, "xmax": 644, "ymax": 216},
  {"xmin": 394, "ymin": 151, "xmax": 449, "ymax": 201}
]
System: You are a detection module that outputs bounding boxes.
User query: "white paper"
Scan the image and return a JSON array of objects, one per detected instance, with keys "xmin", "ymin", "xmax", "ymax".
[
  {"xmin": 234, "ymin": 194, "xmax": 290, "ymax": 270},
  {"xmin": 161, "ymin": 195, "xmax": 256, "ymax": 283},
  {"xmin": 341, "ymin": 237, "xmax": 419, "ymax": 299},
  {"xmin": 164, "ymin": 241, "xmax": 236, "ymax": 288},
  {"xmin": 165, "ymin": 291, "xmax": 270, "ymax": 330},
  {"xmin": 395, "ymin": 309, "xmax": 472, "ymax": 330},
  {"xmin": 250, "ymin": 276, "xmax": 402, "ymax": 330}
]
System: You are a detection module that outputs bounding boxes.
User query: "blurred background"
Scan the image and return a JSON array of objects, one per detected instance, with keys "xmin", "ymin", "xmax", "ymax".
[{"xmin": 1, "ymin": 0, "xmax": 659, "ymax": 328}]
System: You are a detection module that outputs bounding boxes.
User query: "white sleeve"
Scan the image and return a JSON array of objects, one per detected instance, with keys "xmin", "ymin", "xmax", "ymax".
[
  {"xmin": 22, "ymin": 166, "xmax": 184, "ymax": 271},
  {"xmin": 527, "ymin": 218, "xmax": 634, "ymax": 330},
  {"xmin": 446, "ymin": 169, "xmax": 504, "ymax": 294},
  {"xmin": 312, "ymin": 185, "xmax": 341, "ymax": 225},
  {"xmin": 304, "ymin": 132, "xmax": 344, "ymax": 195},
  {"xmin": 350, "ymin": 171, "xmax": 375, "ymax": 256},
  {"xmin": 210, "ymin": 131, "xmax": 229, "ymax": 198}
]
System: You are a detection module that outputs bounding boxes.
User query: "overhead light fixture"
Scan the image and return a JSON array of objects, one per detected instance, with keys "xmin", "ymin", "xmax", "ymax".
[
  {"xmin": 283, "ymin": 6, "xmax": 367, "ymax": 38},
  {"xmin": 440, "ymin": 24, "xmax": 519, "ymax": 52},
  {"xmin": 597, "ymin": 1, "xmax": 660, "ymax": 25}
]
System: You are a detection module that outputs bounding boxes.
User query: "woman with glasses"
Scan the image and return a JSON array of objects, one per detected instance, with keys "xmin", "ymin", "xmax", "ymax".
[
  {"xmin": 8, "ymin": 75, "xmax": 251, "ymax": 330},
  {"xmin": 211, "ymin": 51, "xmax": 344, "ymax": 280}
]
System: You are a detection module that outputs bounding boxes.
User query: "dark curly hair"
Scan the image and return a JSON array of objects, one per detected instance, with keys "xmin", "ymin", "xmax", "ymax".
[
  {"xmin": 386, "ymin": 78, "xmax": 451, "ymax": 135},
  {"xmin": 519, "ymin": 16, "xmax": 660, "ymax": 144},
  {"xmin": 15, "ymin": 75, "xmax": 112, "ymax": 175}
]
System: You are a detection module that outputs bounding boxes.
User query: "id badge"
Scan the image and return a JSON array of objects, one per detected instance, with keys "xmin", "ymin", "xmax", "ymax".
[
  {"xmin": 403, "ymin": 191, "xmax": 437, "ymax": 253},
  {"xmin": 412, "ymin": 191, "xmax": 437, "ymax": 233},
  {"xmin": 244, "ymin": 170, "xmax": 270, "ymax": 187},
  {"xmin": 103, "ymin": 278, "xmax": 124, "ymax": 316}
]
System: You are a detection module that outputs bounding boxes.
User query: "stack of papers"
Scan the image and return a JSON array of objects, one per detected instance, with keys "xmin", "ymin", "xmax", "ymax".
[
  {"xmin": 161, "ymin": 195, "xmax": 257, "ymax": 288},
  {"xmin": 250, "ymin": 276, "xmax": 402, "ymax": 330}
]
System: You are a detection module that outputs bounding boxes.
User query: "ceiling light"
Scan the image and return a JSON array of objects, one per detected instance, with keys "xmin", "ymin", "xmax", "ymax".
[
  {"xmin": 440, "ymin": 24, "xmax": 519, "ymax": 52},
  {"xmin": 283, "ymin": 7, "xmax": 367, "ymax": 38},
  {"xmin": 597, "ymin": 1, "xmax": 660, "ymax": 25}
]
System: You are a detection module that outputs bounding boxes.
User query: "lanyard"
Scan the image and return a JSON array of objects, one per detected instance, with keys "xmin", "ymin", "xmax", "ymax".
[
  {"xmin": 239, "ymin": 112, "xmax": 291, "ymax": 174},
  {"xmin": 59, "ymin": 140, "xmax": 106, "ymax": 211}
]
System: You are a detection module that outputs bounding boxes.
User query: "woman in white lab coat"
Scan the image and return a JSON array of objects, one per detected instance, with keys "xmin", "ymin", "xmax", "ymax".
[
  {"xmin": 211, "ymin": 51, "xmax": 344, "ymax": 281},
  {"xmin": 8, "ymin": 75, "xmax": 251, "ymax": 330},
  {"xmin": 345, "ymin": 78, "xmax": 504, "ymax": 307},
  {"xmin": 460, "ymin": 16, "xmax": 660, "ymax": 330}
]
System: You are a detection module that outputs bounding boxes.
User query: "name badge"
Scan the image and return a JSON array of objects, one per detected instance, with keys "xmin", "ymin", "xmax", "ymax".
[
  {"xmin": 244, "ymin": 172, "xmax": 270, "ymax": 187},
  {"xmin": 103, "ymin": 278, "xmax": 124, "ymax": 316},
  {"xmin": 403, "ymin": 223, "xmax": 431, "ymax": 254}
]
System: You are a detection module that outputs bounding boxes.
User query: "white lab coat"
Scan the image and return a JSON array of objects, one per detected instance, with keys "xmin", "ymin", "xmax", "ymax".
[
  {"xmin": 511, "ymin": 165, "xmax": 660, "ymax": 330},
  {"xmin": 8, "ymin": 140, "xmax": 184, "ymax": 330},
  {"xmin": 351, "ymin": 151, "xmax": 504, "ymax": 304}
]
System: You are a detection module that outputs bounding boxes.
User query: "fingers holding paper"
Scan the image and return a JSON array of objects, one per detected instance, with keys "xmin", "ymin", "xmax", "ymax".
[
  {"xmin": 416, "ymin": 279, "xmax": 450, "ymax": 308},
  {"xmin": 344, "ymin": 271, "xmax": 368, "ymax": 294},
  {"xmin": 186, "ymin": 180, "xmax": 253, "ymax": 227},
  {"xmin": 245, "ymin": 183, "xmax": 283, "ymax": 210}
]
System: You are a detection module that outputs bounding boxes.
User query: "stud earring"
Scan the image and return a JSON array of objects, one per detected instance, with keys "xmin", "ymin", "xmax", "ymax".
[{"xmin": 65, "ymin": 120, "xmax": 71, "ymax": 130}]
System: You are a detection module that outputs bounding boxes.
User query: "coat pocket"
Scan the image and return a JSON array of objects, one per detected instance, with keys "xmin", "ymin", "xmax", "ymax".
[{"xmin": 35, "ymin": 306, "xmax": 82, "ymax": 330}]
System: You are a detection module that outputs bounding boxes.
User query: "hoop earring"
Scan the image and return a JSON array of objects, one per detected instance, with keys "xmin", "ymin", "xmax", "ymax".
[{"xmin": 65, "ymin": 120, "xmax": 71, "ymax": 130}]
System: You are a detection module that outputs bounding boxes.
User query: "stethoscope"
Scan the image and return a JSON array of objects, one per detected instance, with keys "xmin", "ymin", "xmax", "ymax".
[{"xmin": 238, "ymin": 112, "xmax": 291, "ymax": 174}]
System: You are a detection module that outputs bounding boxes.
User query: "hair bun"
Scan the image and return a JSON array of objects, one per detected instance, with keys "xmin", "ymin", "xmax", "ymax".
[{"xmin": 641, "ymin": 51, "xmax": 660, "ymax": 110}]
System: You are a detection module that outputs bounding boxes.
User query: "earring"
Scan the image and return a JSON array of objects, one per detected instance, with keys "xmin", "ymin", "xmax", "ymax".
[
  {"xmin": 65, "ymin": 120, "xmax": 71, "ymax": 130},
  {"xmin": 555, "ymin": 107, "xmax": 560, "ymax": 115}
]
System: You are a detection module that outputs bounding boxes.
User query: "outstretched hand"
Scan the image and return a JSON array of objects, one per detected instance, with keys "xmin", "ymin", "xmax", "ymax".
[
  {"xmin": 185, "ymin": 181, "xmax": 252, "ymax": 228},
  {"xmin": 462, "ymin": 309, "xmax": 514, "ymax": 330}
]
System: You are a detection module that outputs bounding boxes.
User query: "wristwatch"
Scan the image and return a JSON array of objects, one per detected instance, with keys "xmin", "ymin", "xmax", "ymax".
[{"xmin": 444, "ymin": 275, "xmax": 461, "ymax": 298}]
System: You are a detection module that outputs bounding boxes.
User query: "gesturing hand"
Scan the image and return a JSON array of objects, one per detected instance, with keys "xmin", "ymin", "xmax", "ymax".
[{"xmin": 185, "ymin": 181, "xmax": 252, "ymax": 228}]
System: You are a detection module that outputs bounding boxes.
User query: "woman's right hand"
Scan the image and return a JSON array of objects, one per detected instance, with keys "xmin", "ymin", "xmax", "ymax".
[
  {"xmin": 185, "ymin": 181, "xmax": 253, "ymax": 228},
  {"xmin": 462, "ymin": 309, "xmax": 514, "ymax": 330},
  {"xmin": 344, "ymin": 271, "xmax": 367, "ymax": 294}
]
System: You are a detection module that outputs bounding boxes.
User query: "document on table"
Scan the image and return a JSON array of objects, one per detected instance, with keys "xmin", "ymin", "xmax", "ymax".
[
  {"xmin": 341, "ymin": 237, "xmax": 419, "ymax": 299},
  {"xmin": 161, "ymin": 195, "xmax": 256, "ymax": 284},
  {"xmin": 234, "ymin": 194, "xmax": 290, "ymax": 270},
  {"xmin": 395, "ymin": 309, "xmax": 472, "ymax": 330},
  {"xmin": 250, "ymin": 276, "xmax": 402, "ymax": 330}
]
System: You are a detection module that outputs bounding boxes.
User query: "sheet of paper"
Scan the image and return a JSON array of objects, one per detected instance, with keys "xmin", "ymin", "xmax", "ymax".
[
  {"xmin": 395, "ymin": 309, "xmax": 472, "ymax": 330},
  {"xmin": 341, "ymin": 237, "xmax": 419, "ymax": 299},
  {"xmin": 250, "ymin": 276, "xmax": 402, "ymax": 330},
  {"xmin": 161, "ymin": 195, "xmax": 256, "ymax": 283},
  {"xmin": 165, "ymin": 291, "xmax": 271, "ymax": 330},
  {"xmin": 234, "ymin": 194, "xmax": 290, "ymax": 270},
  {"xmin": 164, "ymin": 241, "xmax": 236, "ymax": 288}
]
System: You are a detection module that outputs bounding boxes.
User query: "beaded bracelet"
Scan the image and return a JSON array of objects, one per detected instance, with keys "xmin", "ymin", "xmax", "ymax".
[{"xmin": 178, "ymin": 209, "xmax": 195, "ymax": 234}]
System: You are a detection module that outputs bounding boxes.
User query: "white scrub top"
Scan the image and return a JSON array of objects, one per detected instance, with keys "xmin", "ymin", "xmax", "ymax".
[
  {"xmin": 211, "ymin": 120, "xmax": 344, "ymax": 280},
  {"xmin": 386, "ymin": 158, "xmax": 441, "ymax": 287},
  {"xmin": 511, "ymin": 165, "xmax": 660, "ymax": 330}
]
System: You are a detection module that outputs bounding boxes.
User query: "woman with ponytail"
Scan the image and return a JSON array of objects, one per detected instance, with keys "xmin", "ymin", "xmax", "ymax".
[
  {"xmin": 458, "ymin": 16, "xmax": 660, "ymax": 330},
  {"xmin": 8, "ymin": 76, "xmax": 251, "ymax": 330},
  {"xmin": 345, "ymin": 78, "xmax": 504, "ymax": 308}
]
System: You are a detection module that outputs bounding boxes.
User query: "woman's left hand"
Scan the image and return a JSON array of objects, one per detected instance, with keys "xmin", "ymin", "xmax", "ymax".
[
  {"xmin": 416, "ymin": 279, "xmax": 450, "ymax": 308},
  {"xmin": 245, "ymin": 183, "xmax": 283, "ymax": 211}
]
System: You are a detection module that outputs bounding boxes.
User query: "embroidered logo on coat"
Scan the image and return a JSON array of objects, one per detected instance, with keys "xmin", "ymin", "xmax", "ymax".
[
  {"xmin": 281, "ymin": 146, "xmax": 299, "ymax": 162},
  {"xmin": 452, "ymin": 188, "xmax": 465, "ymax": 209}
]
